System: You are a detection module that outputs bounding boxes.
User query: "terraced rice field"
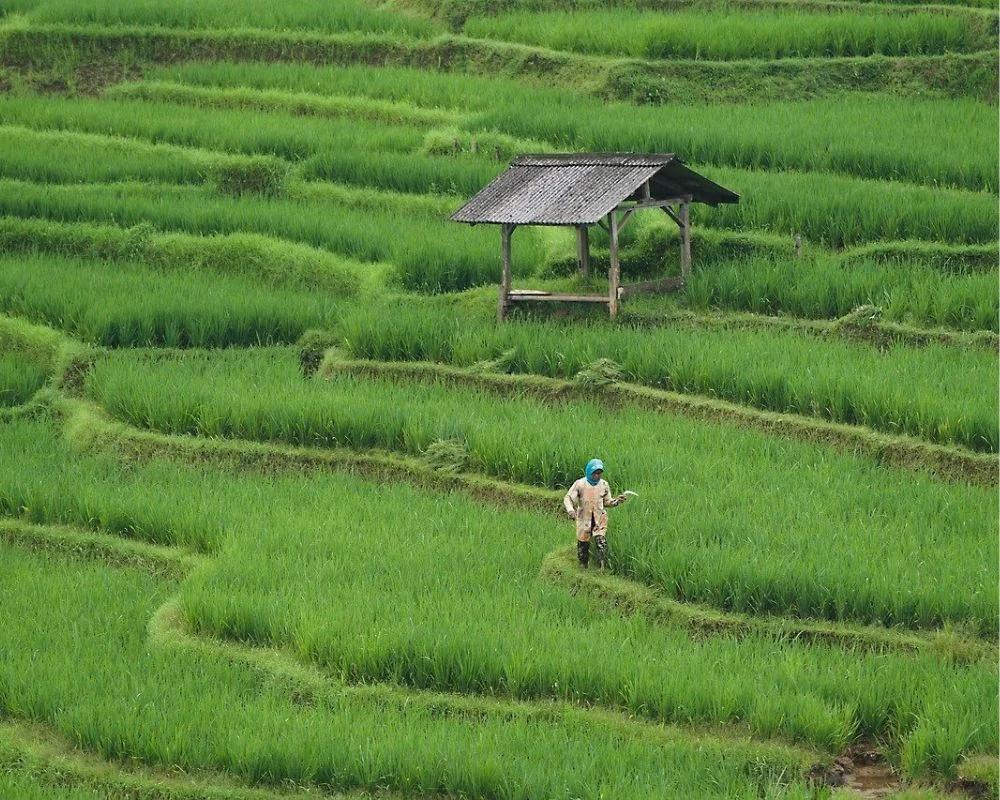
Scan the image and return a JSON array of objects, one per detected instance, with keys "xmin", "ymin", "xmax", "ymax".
[{"xmin": 0, "ymin": 0, "xmax": 996, "ymax": 797}]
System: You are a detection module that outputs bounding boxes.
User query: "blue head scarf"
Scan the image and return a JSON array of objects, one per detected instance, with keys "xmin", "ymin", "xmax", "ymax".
[{"xmin": 585, "ymin": 458, "xmax": 605, "ymax": 486}]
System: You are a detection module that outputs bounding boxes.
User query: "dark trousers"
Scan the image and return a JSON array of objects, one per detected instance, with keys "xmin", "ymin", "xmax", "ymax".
[{"xmin": 577, "ymin": 535, "xmax": 608, "ymax": 568}]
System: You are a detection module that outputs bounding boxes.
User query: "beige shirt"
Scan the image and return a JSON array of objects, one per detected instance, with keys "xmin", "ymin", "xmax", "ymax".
[{"xmin": 563, "ymin": 478, "xmax": 619, "ymax": 541}]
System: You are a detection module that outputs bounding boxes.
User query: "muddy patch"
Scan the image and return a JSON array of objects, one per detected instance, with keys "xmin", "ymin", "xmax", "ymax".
[{"xmin": 809, "ymin": 744, "xmax": 901, "ymax": 798}]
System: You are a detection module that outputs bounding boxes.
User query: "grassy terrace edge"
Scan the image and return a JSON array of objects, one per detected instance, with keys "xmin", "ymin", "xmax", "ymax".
[
  {"xmin": 619, "ymin": 306, "xmax": 1000, "ymax": 351},
  {"xmin": 313, "ymin": 353, "xmax": 998, "ymax": 487},
  {"xmin": 0, "ymin": 24, "xmax": 995, "ymax": 102},
  {"xmin": 16, "ymin": 404, "xmax": 994, "ymax": 662}
]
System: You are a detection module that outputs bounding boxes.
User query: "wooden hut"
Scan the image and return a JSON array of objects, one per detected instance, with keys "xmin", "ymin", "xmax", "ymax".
[{"xmin": 450, "ymin": 153, "xmax": 739, "ymax": 321}]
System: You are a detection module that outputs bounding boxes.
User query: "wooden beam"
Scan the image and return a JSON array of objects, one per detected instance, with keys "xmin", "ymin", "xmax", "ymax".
[
  {"xmin": 680, "ymin": 200, "xmax": 691, "ymax": 281},
  {"xmin": 619, "ymin": 276, "xmax": 685, "ymax": 300},
  {"xmin": 616, "ymin": 208, "xmax": 638, "ymax": 235},
  {"xmin": 508, "ymin": 292, "xmax": 609, "ymax": 304},
  {"xmin": 619, "ymin": 197, "xmax": 688, "ymax": 212},
  {"xmin": 661, "ymin": 205, "xmax": 682, "ymax": 227},
  {"xmin": 498, "ymin": 223, "xmax": 513, "ymax": 323},
  {"xmin": 576, "ymin": 225, "xmax": 590, "ymax": 277},
  {"xmin": 608, "ymin": 211, "xmax": 620, "ymax": 319}
]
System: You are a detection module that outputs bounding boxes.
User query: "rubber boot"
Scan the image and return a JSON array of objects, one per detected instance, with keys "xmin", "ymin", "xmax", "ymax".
[
  {"xmin": 577, "ymin": 539, "xmax": 590, "ymax": 568},
  {"xmin": 595, "ymin": 536, "xmax": 607, "ymax": 572}
]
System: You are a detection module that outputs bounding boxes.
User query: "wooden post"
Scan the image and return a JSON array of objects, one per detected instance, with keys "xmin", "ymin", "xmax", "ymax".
[
  {"xmin": 794, "ymin": 234, "xmax": 802, "ymax": 260},
  {"xmin": 498, "ymin": 223, "xmax": 513, "ymax": 323},
  {"xmin": 680, "ymin": 199, "xmax": 691, "ymax": 281},
  {"xmin": 576, "ymin": 225, "xmax": 590, "ymax": 277},
  {"xmin": 608, "ymin": 212, "xmax": 620, "ymax": 318}
]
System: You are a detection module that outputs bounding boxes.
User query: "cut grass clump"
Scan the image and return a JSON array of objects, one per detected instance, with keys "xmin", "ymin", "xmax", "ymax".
[
  {"xmin": 420, "ymin": 437, "xmax": 470, "ymax": 473},
  {"xmin": 297, "ymin": 329, "xmax": 341, "ymax": 378},
  {"xmin": 204, "ymin": 155, "xmax": 288, "ymax": 198},
  {"xmin": 574, "ymin": 358, "xmax": 623, "ymax": 389}
]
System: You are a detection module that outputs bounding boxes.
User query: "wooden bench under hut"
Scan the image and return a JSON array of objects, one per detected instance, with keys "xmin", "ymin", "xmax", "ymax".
[{"xmin": 450, "ymin": 153, "xmax": 739, "ymax": 321}]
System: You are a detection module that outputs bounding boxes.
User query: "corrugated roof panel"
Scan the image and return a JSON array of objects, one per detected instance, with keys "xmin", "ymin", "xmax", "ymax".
[
  {"xmin": 514, "ymin": 153, "xmax": 676, "ymax": 168},
  {"xmin": 532, "ymin": 165, "xmax": 660, "ymax": 223},
  {"xmin": 451, "ymin": 153, "xmax": 739, "ymax": 225}
]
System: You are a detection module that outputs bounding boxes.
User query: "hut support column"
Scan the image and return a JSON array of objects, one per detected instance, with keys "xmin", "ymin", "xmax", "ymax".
[
  {"xmin": 680, "ymin": 199, "xmax": 691, "ymax": 281},
  {"xmin": 498, "ymin": 223, "xmax": 514, "ymax": 322},
  {"xmin": 608, "ymin": 212, "xmax": 620, "ymax": 318},
  {"xmin": 576, "ymin": 225, "xmax": 590, "ymax": 277}
]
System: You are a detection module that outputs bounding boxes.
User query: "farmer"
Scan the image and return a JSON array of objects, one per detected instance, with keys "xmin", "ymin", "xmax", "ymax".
[{"xmin": 563, "ymin": 458, "xmax": 627, "ymax": 571}]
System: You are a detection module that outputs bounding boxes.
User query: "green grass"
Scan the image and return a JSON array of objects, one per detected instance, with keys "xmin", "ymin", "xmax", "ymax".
[
  {"xmin": 0, "ymin": 216, "xmax": 369, "ymax": 294},
  {"xmin": 0, "ymin": 541, "xmax": 829, "ymax": 799},
  {"xmin": 407, "ymin": 0, "xmax": 1000, "ymax": 19},
  {"xmin": 699, "ymin": 166, "xmax": 997, "ymax": 246},
  {"xmin": 106, "ymin": 80, "xmax": 464, "ymax": 129},
  {"xmin": 1, "ymin": 0, "xmax": 441, "ymax": 36},
  {"xmin": 0, "ymin": 94, "xmax": 425, "ymax": 161},
  {"xmin": 84, "ymin": 347, "xmax": 998, "ymax": 632},
  {"xmin": 682, "ymin": 254, "xmax": 998, "ymax": 332},
  {"xmin": 0, "ymin": 2, "xmax": 994, "ymax": 794},
  {"xmin": 338, "ymin": 304, "xmax": 1000, "ymax": 452},
  {"xmin": 0, "ymin": 124, "xmax": 217, "ymax": 184},
  {"xmin": 465, "ymin": 9, "xmax": 987, "ymax": 60},
  {"xmin": 0, "ymin": 416, "xmax": 995, "ymax": 779},
  {"xmin": 0, "ymin": 180, "xmax": 542, "ymax": 292},
  {"xmin": 0, "ymin": 351, "xmax": 46, "ymax": 405},
  {"xmin": 154, "ymin": 63, "xmax": 999, "ymax": 191},
  {"xmin": 0, "ymin": 253, "xmax": 340, "ymax": 347}
]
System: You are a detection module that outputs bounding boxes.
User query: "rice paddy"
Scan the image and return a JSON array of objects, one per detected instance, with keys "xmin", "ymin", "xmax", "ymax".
[{"xmin": 0, "ymin": 0, "xmax": 996, "ymax": 795}]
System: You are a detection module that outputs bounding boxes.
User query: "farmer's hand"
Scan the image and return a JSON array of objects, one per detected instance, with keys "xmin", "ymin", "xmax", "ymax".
[{"xmin": 616, "ymin": 494, "xmax": 627, "ymax": 503}]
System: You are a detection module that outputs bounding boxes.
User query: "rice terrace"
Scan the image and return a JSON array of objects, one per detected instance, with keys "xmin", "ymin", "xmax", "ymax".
[{"xmin": 0, "ymin": 0, "xmax": 998, "ymax": 796}]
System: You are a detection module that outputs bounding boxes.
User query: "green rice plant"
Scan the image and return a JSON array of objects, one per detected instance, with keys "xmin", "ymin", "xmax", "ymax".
[
  {"xmin": 0, "ymin": 535, "xmax": 835, "ymax": 798},
  {"xmin": 155, "ymin": 63, "xmax": 998, "ymax": 191},
  {"xmin": 0, "ymin": 312, "xmax": 64, "ymax": 364},
  {"xmin": 0, "ymin": 216, "xmax": 366, "ymax": 294},
  {"xmin": 0, "ymin": 124, "xmax": 210, "ymax": 185},
  {"xmin": 0, "ymin": 421, "xmax": 224, "ymax": 550},
  {"xmin": 465, "ymin": 9, "xmax": 984, "ymax": 60},
  {"xmin": 699, "ymin": 167, "xmax": 996, "ymax": 246},
  {"xmin": 0, "ymin": 95, "xmax": 425, "ymax": 161},
  {"xmin": 0, "ymin": 254, "xmax": 339, "ymax": 347},
  {"xmin": 301, "ymin": 149, "xmax": 503, "ymax": 198},
  {"xmin": 408, "ymin": 0, "xmax": 999, "ymax": 19},
  {"xmin": 84, "ymin": 347, "xmax": 999, "ymax": 632},
  {"xmin": 0, "ymin": 769, "xmax": 112, "ymax": 800},
  {"xmin": 0, "ymin": 352, "xmax": 47, "ymax": 406},
  {"xmin": 7, "ymin": 0, "xmax": 440, "ymax": 36},
  {"xmin": 0, "ymin": 313, "xmax": 73, "ymax": 404},
  {"xmin": 0, "ymin": 417, "xmax": 995, "ymax": 777},
  {"xmin": 107, "ymin": 80, "xmax": 463, "ymax": 129},
  {"xmin": 203, "ymin": 155, "xmax": 287, "ymax": 198},
  {"xmin": 338, "ymin": 305, "xmax": 999, "ymax": 452},
  {"xmin": 843, "ymin": 240, "xmax": 1000, "ymax": 273},
  {"xmin": 0, "ymin": 180, "xmax": 541, "ymax": 292},
  {"xmin": 292, "ymin": 179, "xmax": 461, "ymax": 220},
  {"xmin": 682, "ymin": 253, "xmax": 999, "ymax": 332}
]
